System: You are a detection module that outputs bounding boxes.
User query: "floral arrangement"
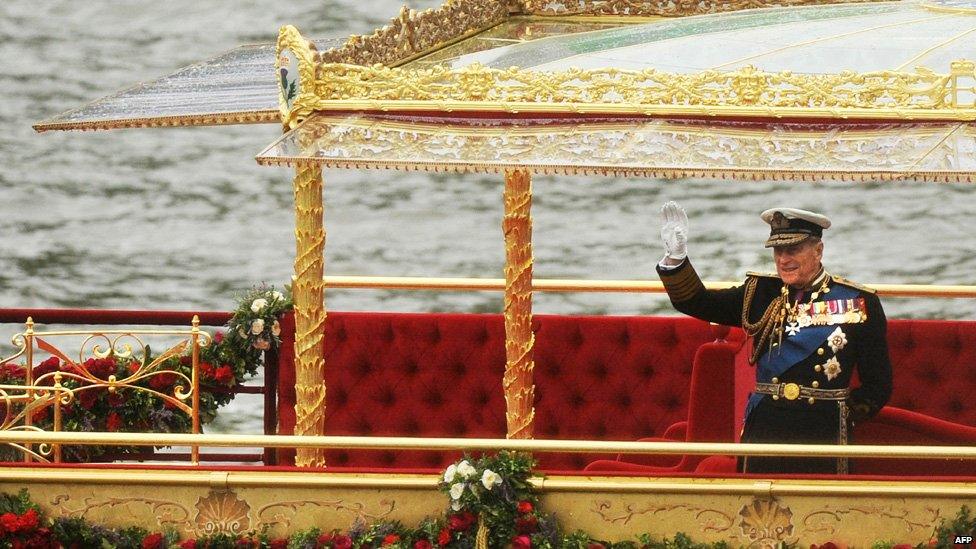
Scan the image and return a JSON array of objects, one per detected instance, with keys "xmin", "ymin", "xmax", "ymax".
[
  {"xmin": 0, "ymin": 466, "xmax": 973, "ymax": 549},
  {"xmin": 0, "ymin": 285, "xmax": 292, "ymax": 462}
]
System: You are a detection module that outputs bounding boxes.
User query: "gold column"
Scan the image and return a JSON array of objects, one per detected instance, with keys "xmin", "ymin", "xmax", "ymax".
[
  {"xmin": 292, "ymin": 164, "xmax": 327, "ymax": 467},
  {"xmin": 502, "ymin": 169, "xmax": 535, "ymax": 439}
]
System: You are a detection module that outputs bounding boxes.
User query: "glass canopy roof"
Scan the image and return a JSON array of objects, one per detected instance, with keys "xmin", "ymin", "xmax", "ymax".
[
  {"xmin": 34, "ymin": 39, "xmax": 341, "ymax": 132},
  {"xmin": 410, "ymin": 2, "xmax": 976, "ymax": 75},
  {"xmin": 256, "ymin": 113, "xmax": 976, "ymax": 182}
]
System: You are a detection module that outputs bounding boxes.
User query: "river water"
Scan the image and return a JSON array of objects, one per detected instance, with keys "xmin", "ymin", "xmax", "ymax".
[{"xmin": 2, "ymin": 1, "xmax": 974, "ymax": 435}]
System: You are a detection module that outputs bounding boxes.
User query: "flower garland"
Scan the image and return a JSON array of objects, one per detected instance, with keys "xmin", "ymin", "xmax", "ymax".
[
  {"xmin": 3, "ymin": 452, "xmax": 971, "ymax": 548},
  {"xmin": 0, "ymin": 285, "xmax": 292, "ymax": 462}
]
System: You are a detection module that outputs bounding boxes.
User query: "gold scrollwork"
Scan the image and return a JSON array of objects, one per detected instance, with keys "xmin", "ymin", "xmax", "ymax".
[
  {"xmin": 50, "ymin": 493, "xmax": 192, "ymax": 529},
  {"xmin": 309, "ymin": 61, "xmax": 976, "ymax": 119},
  {"xmin": 591, "ymin": 499, "xmax": 736, "ymax": 532},
  {"xmin": 256, "ymin": 498, "xmax": 396, "ymax": 529},
  {"xmin": 516, "ymin": 0, "xmax": 883, "ymax": 16},
  {"xmin": 801, "ymin": 504, "xmax": 943, "ymax": 536}
]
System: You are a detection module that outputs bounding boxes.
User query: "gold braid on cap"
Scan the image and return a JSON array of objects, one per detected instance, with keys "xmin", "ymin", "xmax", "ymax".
[{"xmin": 740, "ymin": 277, "xmax": 787, "ymax": 365}]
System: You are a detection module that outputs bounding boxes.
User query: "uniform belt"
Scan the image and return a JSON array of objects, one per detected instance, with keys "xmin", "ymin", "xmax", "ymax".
[{"xmin": 754, "ymin": 382, "xmax": 850, "ymax": 402}]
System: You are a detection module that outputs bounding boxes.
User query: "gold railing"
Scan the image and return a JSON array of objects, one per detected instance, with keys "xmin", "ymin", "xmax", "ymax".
[
  {"xmin": 0, "ymin": 316, "xmax": 211, "ymax": 464},
  {"xmin": 321, "ymin": 275, "xmax": 976, "ymax": 298}
]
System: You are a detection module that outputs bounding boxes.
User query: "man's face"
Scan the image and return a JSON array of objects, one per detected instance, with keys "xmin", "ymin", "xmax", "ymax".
[{"xmin": 773, "ymin": 238, "xmax": 823, "ymax": 287}]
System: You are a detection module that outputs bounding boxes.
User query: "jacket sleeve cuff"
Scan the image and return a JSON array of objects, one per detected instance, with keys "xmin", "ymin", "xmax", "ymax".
[{"xmin": 656, "ymin": 258, "xmax": 705, "ymax": 303}]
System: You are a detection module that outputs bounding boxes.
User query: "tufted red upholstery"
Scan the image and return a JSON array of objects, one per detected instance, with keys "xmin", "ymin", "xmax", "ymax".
[
  {"xmin": 276, "ymin": 313, "xmax": 976, "ymax": 476},
  {"xmin": 276, "ymin": 312, "xmax": 725, "ymax": 470}
]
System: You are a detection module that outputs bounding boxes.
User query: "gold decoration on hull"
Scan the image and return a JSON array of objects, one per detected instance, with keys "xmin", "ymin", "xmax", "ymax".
[
  {"xmin": 291, "ymin": 164, "xmax": 328, "ymax": 467},
  {"xmin": 738, "ymin": 498, "xmax": 796, "ymax": 546},
  {"xmin": 309, "ymin": 60, "xmax": 976, "ymax": 120},
  {"xmin": 256, "ymin": 498, "xmax": 396, "ymax": 529},
  {"xmin": 517, "ymin": 0, "xmax": 886, "ymax": 16},
  {"xmin": 195, "ymin": 489, "xmax": 252, "ymax": 536},
  {"xmin": 317, "ymin": 1, "xmax": 509, "ymax": 69},
  {"xmin": 502, "ymin": 168, "xmax": 536, "ymax": 440}
]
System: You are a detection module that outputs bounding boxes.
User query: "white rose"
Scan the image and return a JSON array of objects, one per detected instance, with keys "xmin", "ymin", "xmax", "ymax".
[
  {"xmin": 443, "ymin": 463, "xmax": 457, "ymax": 483},
  {"xmin": 480, "ymin": 469, "xmax": 502, "ymax": 490},
  {"xmin": 451, "ymin": 500, "xmax": 462, "ymax": 511},
  {"xmin": 449, "ymin": 482, "xmax": 466, "ymax": 500},
  {"xmin": 251, "ymin": 318, "xmax": 265, "ymax": 335},
  {"xmin": 250, "ymin": 298, "xmax": 268, "ymax": 313},
  {"xmin": 456, "ymin": 460, "xmax": 476, "ymax": 479},
  {"xmin": 272, "ymin": 290, "xmax": 284, "ymax": 301},
  {"xmin": 272, "ymin": 320, "xmax": 281, "ymax": 337}
]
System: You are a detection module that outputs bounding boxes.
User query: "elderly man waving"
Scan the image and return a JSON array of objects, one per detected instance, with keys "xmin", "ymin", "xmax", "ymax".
[{"xmin": 657, "ymin": 201, "xmax": 892, "ymax": 474}]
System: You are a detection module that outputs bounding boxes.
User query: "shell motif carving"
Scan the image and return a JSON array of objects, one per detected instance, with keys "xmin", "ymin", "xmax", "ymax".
[
  {"xmin": 194, "ymin": 489, "xmax": 252, "ymax": 536},
  {"xmin": 739, "ymin": 498, "xmax": 795, "ymax": 545}
]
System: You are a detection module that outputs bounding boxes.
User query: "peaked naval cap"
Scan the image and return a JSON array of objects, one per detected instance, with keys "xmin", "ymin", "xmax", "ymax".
[{"xmin": 760, "ymin": 207, "xmax": 831, "ymax": 248}]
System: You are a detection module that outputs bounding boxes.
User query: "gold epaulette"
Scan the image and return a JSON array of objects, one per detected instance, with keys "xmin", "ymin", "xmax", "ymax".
[
  {"xmin": 830, "ymin": 274, "xmax": 877, "ymax": 294},
  {"xmin": 745, "ymin": 271, "xmax": 780, "ymax": 279}
]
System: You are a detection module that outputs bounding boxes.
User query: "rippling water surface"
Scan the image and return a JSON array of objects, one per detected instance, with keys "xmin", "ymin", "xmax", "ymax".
[{"xmin": 2, "ymin": 1, "xmax": 974, "ymax": 434}]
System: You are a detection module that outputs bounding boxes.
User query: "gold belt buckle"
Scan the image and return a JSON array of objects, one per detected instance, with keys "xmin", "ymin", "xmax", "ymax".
[{"xmin": 783, "ymin": 383, "xmax": 801, "ymax": 401}]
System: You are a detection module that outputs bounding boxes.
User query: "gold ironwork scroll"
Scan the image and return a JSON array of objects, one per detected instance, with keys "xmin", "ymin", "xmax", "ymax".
[
  {"xmin": 502, "ymin": 168, "xmax": 535, "ymax": 440},
  {"xmin": 309, "ymin": 61, "xmax": 976, "ymax": 120},
  {"xmin": 318, "ymin": 0, "xmax": 509, "ymax": 69},
  {"xmin": 291, "ymin": 164, "xmax": 327, "ymax": 467},
  {"xmin": 277, "ymin": 26, "xmax": 322, "ymax": 130},
  {"xmin": 516, "ymin": 0, "xmax": 882, "ymax": 16}
]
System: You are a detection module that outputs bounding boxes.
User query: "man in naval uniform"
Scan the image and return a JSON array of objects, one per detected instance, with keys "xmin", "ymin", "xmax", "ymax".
[{"xmin": 656, "ymin": 202, "xmax": 892, "ymax": 474}]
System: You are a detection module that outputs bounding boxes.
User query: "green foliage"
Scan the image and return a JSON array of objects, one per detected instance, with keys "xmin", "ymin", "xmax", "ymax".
[
  {"xmin": 0, "ymin": 489, "xmax": 38, "ymax": 515},
  {"xmin": 927, "ymin": 505, "xmax": 975, "ymax": 549}
]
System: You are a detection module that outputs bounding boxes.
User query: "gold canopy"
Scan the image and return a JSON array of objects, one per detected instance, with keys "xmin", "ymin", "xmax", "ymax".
[{"xmin": 257, "ymin": 113, "xmax": 976, "ymax": 182}]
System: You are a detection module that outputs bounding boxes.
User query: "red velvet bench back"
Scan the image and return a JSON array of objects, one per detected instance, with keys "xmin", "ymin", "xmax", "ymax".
[{"xmin": 276, "ymin": 312, "xmax": 725, "ymax": 470}]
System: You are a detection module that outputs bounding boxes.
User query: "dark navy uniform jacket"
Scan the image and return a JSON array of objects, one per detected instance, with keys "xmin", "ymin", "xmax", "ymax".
[{"xmin": 657, "ymin": 259, "xmax": 892, "ymax": 473}]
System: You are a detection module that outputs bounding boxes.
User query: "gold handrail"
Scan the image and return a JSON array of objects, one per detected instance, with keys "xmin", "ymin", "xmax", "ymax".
[
  {"xmin": 1, "ymin": 431, "xmax": 975, "ymax": 460},
  {"xmin": 324, "ymin": 275, "xmax": 976, "ymax": 298}
]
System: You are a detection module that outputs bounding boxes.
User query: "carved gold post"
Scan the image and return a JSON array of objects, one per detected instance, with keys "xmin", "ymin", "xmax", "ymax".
[
  {"xmin": 190, "ymin": 315, "xmax": 201, "ymax": 465},
  {"xmin": 292, "ymin": 163, "xmax": 327, "ymax": 467},
  {"xmin": 24, "ymin": 317, "xmax": 34, "ymax": 463},
  {"xmin": 502, "ymin": 168, "xmax": 535, "ymax": 439}
]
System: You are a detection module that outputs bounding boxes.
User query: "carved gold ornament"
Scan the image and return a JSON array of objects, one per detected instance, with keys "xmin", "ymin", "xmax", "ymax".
[
  {"xmin": 739, "ymin": 497, "xmax": 796, "ymax": 545},
  {"xmin": 317, "ymin": 0, "xmax": 508, "ymax": 69},
  {"xmin": 194, "ymin": 489, "xmax": 252, "ymax": 536},
  {"xmin": 517, "ymin": 0, "xmax": 883, "ymax": 16},
  {"xmin": 307, "ymin": 59, "xmax": 976, "ymax": 120}
]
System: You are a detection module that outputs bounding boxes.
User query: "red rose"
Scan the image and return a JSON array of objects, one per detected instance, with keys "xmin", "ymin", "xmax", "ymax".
[
  {"xmin": 0, "ymin": 511, "xmax": 16, "ymax": 533},
  {"xmin": 269, "ymin": 540, "xmax": 288, "ymax": 549},
  {"xmin": 180, "ymin": 356, "xmax": 193, "ymax": 366},
  {"xmin": 587, "ymin": 543, "xmax": 606, "ymax": 549},
  {"xmin": 512, "ymin": 535, "xmax": 531, "ymax": 549},
  {"xmin": 33, "ymin": 357, "xmax": 61, "ymax": 382},
  {"xmin": 517, "ymin": 501, "xmax": 533, "ymax": 514},
  {"xmin": 414, "ymin": 540, "xmax": 433, "ymax": 549},
  {"xmin": 108, "ymin": 392, "xmax": 125, "ymax": 407},
  {"xmin": 149, "ymin": 371, "xmax": 177, "ymax": 391},
  {"xmin": 179, "ymin": 540, "xmax": 198, "ymax": 549},
  {"xmin": 128, "ymin": 361, "xmax": 141, "ymax": 375},
  {"xmin": 515, "ymin": 515, "xmax": 538, "ymax": 534},
  {"xmin": 317, "ymin": 532, "xmax": 335, "ymax": 546},
  {"xmin": 449, "ymin": 511, "xmax": 476, "ymax": 532},
  {"xmin": 141, "ymin": 532, "xmax": 164, "ymax": 549},
  {"xmin": 84, "ymin": 357, "xmax": 116, "ymax": 380},
  {"xmin": 382, "ymin": 534, "xmax": 401, "ymax": 546},
  {"xmin": 31, "ymin": 407, "xmax": 50, "ymax": 423},
  {"xmin": 199, "ymin": 362, "xmax": 215, "ymax": 378},
  {"xmin": 214, "ymin": 331, "xmax": 224, "ymax": 344},
  {"xmin": 437, "ymin": 529, "xmax": 451, "ymax": 546},
  {"xmin": 0, "ymin": 362, "xmax": 25, "ymax": 381},
  {"xmin": 106, "ymin": 411, "xmax": 124, "ymax": 432},
  {"xmin": 19, "ymin": 509, "xmax": 38, "ymax": 531},
  {"xmin": 333, "ymin": 535, "xmax": 353, "ymax": 549},
  {"xmin": 78, "ymin": 389, "xmax": 98, "ymax": 410},
  {"xmin": 214, "ymin": 366, "xmax": 234, "ymax": 385}
]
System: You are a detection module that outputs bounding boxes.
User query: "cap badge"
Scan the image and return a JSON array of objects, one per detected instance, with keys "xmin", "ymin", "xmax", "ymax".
[{"xmin": 770, "ymin": 211, "xmax": 790, "ymax": 230}]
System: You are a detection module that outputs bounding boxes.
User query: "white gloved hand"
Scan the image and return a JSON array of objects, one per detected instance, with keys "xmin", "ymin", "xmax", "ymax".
[{"xmin": 660, "ymin": 201, "xmax": 689, "ymax": 261}]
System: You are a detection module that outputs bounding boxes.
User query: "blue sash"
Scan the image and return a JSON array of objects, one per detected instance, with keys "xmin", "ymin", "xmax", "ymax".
[{"xmin": 744, "ymin": 284, "xmax": 859, "ymax": 421}]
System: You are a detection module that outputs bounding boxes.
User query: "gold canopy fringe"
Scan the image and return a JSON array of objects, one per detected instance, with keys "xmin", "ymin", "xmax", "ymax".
[
  {"xmin": 517, "ymin": 0, "xmax": 888, "ymax": 16},
  {"xmin": 291, "ymin": 164, "xmax": 327, "ymax": 467},
  {"xmin": 503, "ymin": 169, "xmax": 536, "ymax": 440}
]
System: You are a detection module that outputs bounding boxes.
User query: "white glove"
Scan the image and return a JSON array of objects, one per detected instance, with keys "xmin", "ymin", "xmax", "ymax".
[{"xmin": 660, "ymin": 201, "xmax": 689, "ymax": 261}]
